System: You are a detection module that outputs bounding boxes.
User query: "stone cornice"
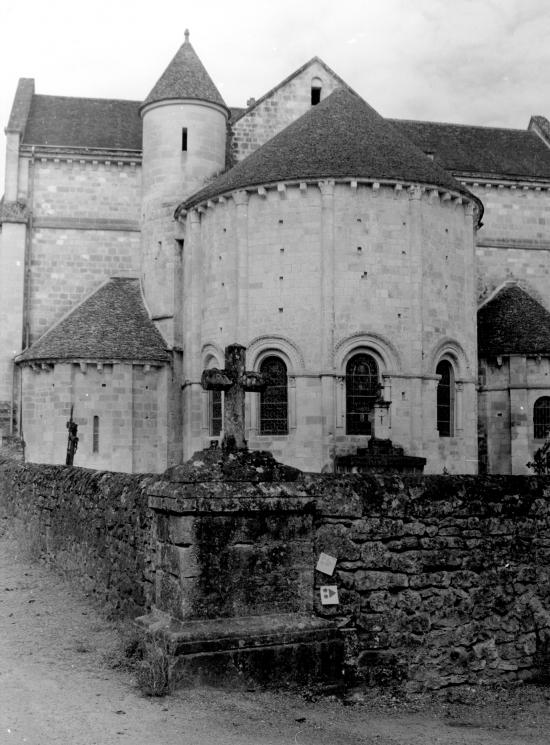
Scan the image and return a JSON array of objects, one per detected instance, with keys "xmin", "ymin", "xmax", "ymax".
[
  {"xmin": 175, "ymin": 178, "xmax": 482, "ymax": 224},
  {"xmin": 20, "ymin": 144, "xmax": 142, "ymax": 165},
  {"xmin": 458, "ymin": 175, "xmax": 550, "ymax": 191}
]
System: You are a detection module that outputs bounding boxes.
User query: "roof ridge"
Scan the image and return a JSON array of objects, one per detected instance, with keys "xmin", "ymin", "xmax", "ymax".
[
  {"xmin": 391, "ymin": 117, "xmax": 531, "ymax": 134},
  {"xmin": 32, "ymin": 93, "xmax": 142, "ymax": 105}
]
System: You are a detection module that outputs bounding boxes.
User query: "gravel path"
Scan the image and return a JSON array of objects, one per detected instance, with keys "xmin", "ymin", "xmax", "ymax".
[{"xmin": 1, "ymin": 528, "xmax": 550, "ymax": 745}]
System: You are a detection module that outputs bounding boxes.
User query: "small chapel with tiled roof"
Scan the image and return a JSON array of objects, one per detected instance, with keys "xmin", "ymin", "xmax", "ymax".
[{"xmin": 1, "ymin": 32, "xmax": 550, "ymax": 474}]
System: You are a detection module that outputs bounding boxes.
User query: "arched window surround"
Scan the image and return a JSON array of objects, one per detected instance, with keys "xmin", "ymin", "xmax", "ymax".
[
  {"xmin": 248, "ymin": 341, "xmax": 299, "ymax": 437},
  {"xmin": 345, "ymin": 352, "xmax": 380, "ymax": 435},
  {"xmin": 334, "ymin": 335, "xmax": 396, "ymax": 434},
  {"xmin": 436, "ymin": 357, "xmax": 456, "ymax": 437},
  {"xmin": 533, "ymin": 396, "xmax": 550, "ymax": 440},
  {"xmin": 201, "ymin": 346, "xmax": 224, "ymax": 440},
  {"xmin": 258, "ymin": 355, "xmax": 289, "ymax": 435}
]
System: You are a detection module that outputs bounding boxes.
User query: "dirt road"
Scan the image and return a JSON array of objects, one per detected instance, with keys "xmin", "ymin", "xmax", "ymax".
[{"xmin": 1, "ymin": 529, "xmax": 549, "ymax": 745}]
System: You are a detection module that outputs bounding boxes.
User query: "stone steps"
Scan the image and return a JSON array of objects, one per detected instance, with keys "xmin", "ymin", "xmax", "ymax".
[{"xmin": 136, "ymin": 611, "xmax": 353, "ymax": 689}]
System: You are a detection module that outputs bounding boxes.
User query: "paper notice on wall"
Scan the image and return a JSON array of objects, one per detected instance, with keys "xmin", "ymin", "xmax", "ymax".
[
  {"xmin": 320, "ymin": 585, "xmax": 339, "ymax": 605},
  {"xmin": 316, "ymin": 552, "xmax": 337, "ymax": 576}
]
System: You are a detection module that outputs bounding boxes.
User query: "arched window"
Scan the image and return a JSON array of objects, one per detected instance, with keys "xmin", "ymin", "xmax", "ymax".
[
  {"xmin": 210, "ymin": 390, "xmax": 222, "ymax": 437},
  {"xmin": 346, "ymin": 354, "xmax": 379, "ymax": 435},
  {"xmin": 311, "ymin": 76, "xmax": 322, "ymax": 106},
  {"xmin": 259, "ymin": 356, "xmax": 288, "ymax": 435},
  {"xmin": 436, "ymin": 360, "xmax": 455, "ymax": 437},
  {"xmin": 534, "ymin": 397, "xmax": 550, "ymax": 439}
]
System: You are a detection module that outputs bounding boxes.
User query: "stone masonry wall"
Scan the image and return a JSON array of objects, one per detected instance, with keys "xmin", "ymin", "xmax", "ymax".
[
  {"xmin": 28, "ymin": 159, "xmax": 141, "ymax": 343},
  {"xmin": 0, "ymin": 459, "xmax": 154, "ymax": 617},
  {"xmin": 312, "ymin": 474, "xmax": 550, "ymax": 691},
  {"xmin": 231, "ymin": 60, "xmax": 343, "ymax": 163},
  {"xmin": 473, "ymin": 185, "xmax": 550, "ymax": 305},
  {"xmin": 1, "ymin": 456, "xmax": 550, "ymax": 690}
]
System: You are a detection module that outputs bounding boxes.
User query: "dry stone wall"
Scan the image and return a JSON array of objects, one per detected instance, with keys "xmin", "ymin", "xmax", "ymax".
[
  {"xmin": 1, "ymin": 456, "xmax": 550, "ymax": 691},
  {"xmin": 312, "ymin": 474, "xmax": 550, "ymax": 691},
  {"xmin": 0, "ymin": 459, "xmax": 154, "ymax": 617}
]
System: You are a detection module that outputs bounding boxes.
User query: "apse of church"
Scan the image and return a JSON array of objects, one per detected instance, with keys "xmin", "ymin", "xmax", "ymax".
[{"xmin": 2, "ymin": 33, "xmax": 550, "ymax": 474}]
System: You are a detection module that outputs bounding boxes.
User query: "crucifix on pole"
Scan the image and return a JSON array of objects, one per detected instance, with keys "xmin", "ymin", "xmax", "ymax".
[{"xmin": 201, "ymin": 343, "xmax": 266, "ymax": 451}]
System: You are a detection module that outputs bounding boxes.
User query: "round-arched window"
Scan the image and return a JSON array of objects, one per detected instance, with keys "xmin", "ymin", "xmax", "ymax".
[
  {"xmin": 259, "ymin": 356, "xmax": 288, "ymax": 435},
  {"xmin": 436, "ymin": 360, "xmax": 455, "ymax": 437},
  {"xmin": 345, "ymin": 353, "xmax": 379, "ymax": 435}
]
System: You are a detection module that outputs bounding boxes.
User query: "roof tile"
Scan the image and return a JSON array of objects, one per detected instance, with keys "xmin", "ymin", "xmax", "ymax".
[
  {"xmin": 142, "ymin": 36, "xmax": 226, "ymax": 111},
  {"xmin": 17, "ymin": 278, "xmax": 170, "ymax": 363},
  {"xmin": 391, "ymin": 119, "xmax": 550, "ymax": 180},
  {"xmin": 22, "ymin": 95, "xmax": 142, "ymax": 151},
  {"xmin": 478, "ymin": 285, "xmax": 550, "ymax": 356},
  {"xmin": 181, "ymin": 88, "xmax": 474, "ymax": 210}
]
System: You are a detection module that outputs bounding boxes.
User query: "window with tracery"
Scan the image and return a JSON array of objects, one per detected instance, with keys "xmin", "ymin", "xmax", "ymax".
[
  {"xmin": 210, "ymin": 390, "xmax": 222, "ymax": 437},
  {"xmin": 534, "ymin": 397, "xmax": 550, "ymax": 439},
  {"xmin": 259, "ymin": 356, "xmax": 288, "ymax": 435},
  {"xmin": 345, "ymin": 353, "xmax": 379, "ymax": 435},
  {"xmin": 436, "ymin": 360, "xmax": 455, "ymax": 437}
]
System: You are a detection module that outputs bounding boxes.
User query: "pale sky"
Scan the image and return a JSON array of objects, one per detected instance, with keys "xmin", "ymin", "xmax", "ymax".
[{"xmin": 1, "ymin": 0, "xmax": 549, "ymax": 195}]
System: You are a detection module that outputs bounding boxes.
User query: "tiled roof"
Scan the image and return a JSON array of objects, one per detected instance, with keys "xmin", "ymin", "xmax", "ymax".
[
  {"xmin": 17, "ymin": 278, "xmax": 170, "ymax": 363},
  {"xmin": 6, "ymin": 78, "xmax": 35, "ymax": 134},
  {"xmin": 181, "ymin": 88, "xmax": 475, "ymax": 211},
  {"xmin": 478, "ymin": 285, "xmax": 550, "ymax": 357},
  {"xmin": 142, "ymin": 35, "xmax": 226, "ymax": 111},
  {"xmin": 22, "ymin": 95, "xmax": 142, "ymax": 151},
  {"xmin": 390, "ymin": 119, "xmax": 550, "ymax": 181}
]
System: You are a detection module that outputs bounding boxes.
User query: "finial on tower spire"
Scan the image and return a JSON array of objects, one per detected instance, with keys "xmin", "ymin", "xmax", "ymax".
[{"xmin": 184, "ymin": 29, "xmax": 190, "ymax": 43}]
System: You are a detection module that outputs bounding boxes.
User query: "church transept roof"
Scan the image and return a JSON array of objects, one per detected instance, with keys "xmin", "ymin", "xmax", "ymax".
[
  {"xmin": 17, "ymin": 278, "xmax": 170, "ymax": 364},
  {"xmin": 392, "ymin": 119, "xmax": 550, "ymax": 182},
  {"xmin": 141, "ymin": 31, "xmax": 226, "ymax": 112},
  {"xmin": 478, "ymin": 285, "xmax": 550, "ymax": 357},
  {"xmin": 181, "ymin": 87, "xmax": 473, "ymax": 210}
]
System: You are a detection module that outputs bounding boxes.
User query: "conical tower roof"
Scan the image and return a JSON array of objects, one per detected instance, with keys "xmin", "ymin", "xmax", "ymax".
[
  {"xmin": 180, "ymin": 87, "xmax": 478, "ymax": 211},
  {"xmin": 141, "ymin": 30, "xmax": 226, "ymax": 112},
  {"xmin": 478, "ymin": 285, "xmax": 550, "ymax": 356}
]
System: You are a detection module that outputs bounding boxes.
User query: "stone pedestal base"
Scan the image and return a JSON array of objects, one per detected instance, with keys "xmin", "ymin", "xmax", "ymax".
[{"xmin": 135, "ymin": 610, "xmax": 355, "ymax": 690}]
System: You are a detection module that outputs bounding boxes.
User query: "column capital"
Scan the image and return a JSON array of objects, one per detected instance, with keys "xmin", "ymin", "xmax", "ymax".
[
  {"xmin": 233, "ymin": 190, "xmax": 249, "ymax": 207},
  {"xmin": 318, "ymin": 179, "xmax": 335, "ymax": 197}
]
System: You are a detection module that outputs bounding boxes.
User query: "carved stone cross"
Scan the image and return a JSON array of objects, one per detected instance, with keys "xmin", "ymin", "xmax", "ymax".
[{"xmin": 201, "ymin": 343, "xmax": 266, "ymax": 451}]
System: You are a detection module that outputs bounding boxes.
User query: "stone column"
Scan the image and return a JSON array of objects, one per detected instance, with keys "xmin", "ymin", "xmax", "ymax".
[
  {"xmin": 319, "ymin": 181, "xmax": 336, "ymax": 469},
  {"xmin": 233, "ymin": 190, "xmax": 249, "ymax": 344},
  {"xmin": 182, "ymin": 210, "xmax": 204, "ymax": 458},
  {"xmin": 509, "ymin": 357, "xmax": 529, "ymax": 474},
  {"xmin": 407, "ymin": 186, "xmax": 425, "ymax": 453}
]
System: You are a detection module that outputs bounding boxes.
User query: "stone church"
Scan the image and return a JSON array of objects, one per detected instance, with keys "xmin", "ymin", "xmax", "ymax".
[{"xmin": 1, "ymin": 33, "xmax": 550, "ymax": 475}]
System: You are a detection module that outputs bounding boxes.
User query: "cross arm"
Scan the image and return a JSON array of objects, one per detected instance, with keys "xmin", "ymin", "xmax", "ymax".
[{"xmin": 201, "ymin": 368, "xmax": 233, "ymax": 391}]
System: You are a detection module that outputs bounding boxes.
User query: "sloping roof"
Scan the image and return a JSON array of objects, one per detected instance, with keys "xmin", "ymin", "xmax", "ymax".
[
  {"xmin": 22, "ymin": 95, "xmax": 142, "ymax": 151},
  {"xmin": 390, "ymin": 119, "xmax": 550, "ymax": 181},
  {"xmin": 6, "ymin": 78, "xmax": 35, "ymax": 134},
  {"xmin": 180, "ymin": 88, "xmax": 475, "ymax": 211},
  {"xmin": 17, "ymin": 278, "xmax": 170, "ymax": 363},
  {"xmin": 142, "ymin": 35, "xmax": 226, "ymax": 111},
  {"xmin": 478, "ymin": 285, "xmax": 550, "ymax": 357}
]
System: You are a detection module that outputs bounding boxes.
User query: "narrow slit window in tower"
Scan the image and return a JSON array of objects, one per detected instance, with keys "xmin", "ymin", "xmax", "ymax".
[{"xmin": 181, "ymin": 128, "xmax": 188, "ymax": 151}]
